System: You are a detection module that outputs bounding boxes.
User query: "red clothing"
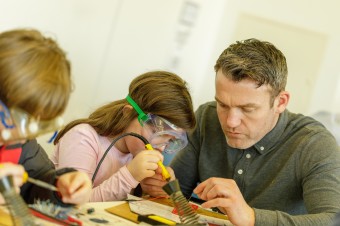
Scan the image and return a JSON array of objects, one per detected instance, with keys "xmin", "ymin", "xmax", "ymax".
[{"xmin": 1, "ymin": 140, "xmax": 74, "ymax": 205}]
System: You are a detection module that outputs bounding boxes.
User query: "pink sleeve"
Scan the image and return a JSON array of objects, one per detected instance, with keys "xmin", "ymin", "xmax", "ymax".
[
  {"xmin": 90, "ymin": 165, "xmax": 139, "ymax": 202},
  {"xmin": 52, "ymin": 125, "xmax": 139, "ymax": 202}
]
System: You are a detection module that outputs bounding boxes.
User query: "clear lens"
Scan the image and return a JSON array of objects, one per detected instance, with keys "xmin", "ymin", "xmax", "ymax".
[
  {"xmin": 0, "ymin": 107, "xmax": 63, "ymax": 143},
  {"xmin": 141, "ymin": 114, "xmax": 188, "ymax": 154}
]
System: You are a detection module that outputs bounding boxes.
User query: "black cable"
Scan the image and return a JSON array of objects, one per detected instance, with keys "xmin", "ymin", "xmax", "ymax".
[{"xmin": 91, "ymin": 132, "xmax": 149, "ymax": 183}]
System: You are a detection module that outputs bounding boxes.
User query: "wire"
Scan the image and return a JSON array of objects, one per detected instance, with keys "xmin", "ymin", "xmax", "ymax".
[{"xmin": 91, "ymin": 132, "xmax": 149, "ymax": 183}]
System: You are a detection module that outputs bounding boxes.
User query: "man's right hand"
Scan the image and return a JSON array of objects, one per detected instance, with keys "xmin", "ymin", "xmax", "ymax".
[{"xmin": 194, "ymin": 177, "xmax": 255, "ymax": 226}]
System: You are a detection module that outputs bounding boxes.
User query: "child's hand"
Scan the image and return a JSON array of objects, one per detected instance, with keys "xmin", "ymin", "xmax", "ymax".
[
  {"xmin": 140, "ymin": 166, "xmax": 176, "ymax": 197},
  {"xmin": 127, "ymin": 150, "xmax": 163, "ymax": 182},
  {"xmin": 0, "ymin": 163, "xmax": 25, "ymax": 205},
  {"xmin": 56, "ymin": 171, "xmax": 92, "ymax": 205},
  {"xmin": 0, "ymin": 163, "xmax": 25, "ymax": 188}
]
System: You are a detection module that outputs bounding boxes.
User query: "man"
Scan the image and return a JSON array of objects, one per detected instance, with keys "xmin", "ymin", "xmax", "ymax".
[
  {"xmin": 141, "ymin": 39, "xmax": 340, "ymax": 225},
  {"xmin": 0, "ymin": 28, "xmax": 91, "ymax": 205}
]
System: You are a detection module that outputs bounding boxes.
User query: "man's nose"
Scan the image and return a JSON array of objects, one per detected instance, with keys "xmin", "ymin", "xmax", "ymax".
[{"xmin": 226, "ymin": 109, "xmax": 242, "ymax": 128}]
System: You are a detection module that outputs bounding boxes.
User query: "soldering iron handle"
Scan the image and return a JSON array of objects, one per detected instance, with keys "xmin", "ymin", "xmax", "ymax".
[{"xmin": 145, "ymin": 144, "xmax": 171, "ymax": 181}]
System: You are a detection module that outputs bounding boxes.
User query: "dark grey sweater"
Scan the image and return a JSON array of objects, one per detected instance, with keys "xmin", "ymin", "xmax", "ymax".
[{"xmin": 171, "ymin": 101, "xmax": 340, "ymax": 226}]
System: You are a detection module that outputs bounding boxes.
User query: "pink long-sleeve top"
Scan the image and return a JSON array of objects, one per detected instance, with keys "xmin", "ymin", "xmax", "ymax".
[{"xmin": 50, "ymin": 123, "xmax": 139, "ymax": 202}]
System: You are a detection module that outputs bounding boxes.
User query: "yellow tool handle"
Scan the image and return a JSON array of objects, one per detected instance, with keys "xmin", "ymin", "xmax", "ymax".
[
  {"xmin": 145, "ymin": 144, "xmax": 171, "ymax": 181},
  {"xmin": 22, "ymin": 171, "xmax": 29, "ymax": 182},
  {"xmin": 148, "ymin": 215, "xmax": 176, "ymax": 225}
]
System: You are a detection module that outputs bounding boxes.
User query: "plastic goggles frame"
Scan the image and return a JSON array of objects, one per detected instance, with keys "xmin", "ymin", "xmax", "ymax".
[
  {"xmin": 0, "ymin": 100, "xmax": 63, "ymax": 143},
  {"xmin": 126, "ymin": 95, "xmax": 188, "ymax": 153}
]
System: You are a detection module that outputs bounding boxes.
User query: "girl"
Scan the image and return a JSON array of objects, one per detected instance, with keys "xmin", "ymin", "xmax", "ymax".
[{"xmin": 51, "ymin": 71, "xmax": 196, "ymax": 201}]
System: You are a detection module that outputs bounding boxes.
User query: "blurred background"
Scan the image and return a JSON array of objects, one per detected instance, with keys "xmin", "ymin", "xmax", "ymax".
[{"xmin": 1, "ymin": 0, "xmax": 339, "ymax": 154}]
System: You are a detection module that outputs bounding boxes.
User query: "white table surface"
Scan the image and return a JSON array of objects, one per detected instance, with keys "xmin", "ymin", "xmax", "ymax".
[{"xmin": 73, "ymin": 201, "xmax": 141, "ymax": 226}]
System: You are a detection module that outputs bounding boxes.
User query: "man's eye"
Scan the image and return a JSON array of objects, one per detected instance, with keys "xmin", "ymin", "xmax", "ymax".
[
  {"xmin": 217, "ymin": 102, "xmax": 224, "ymax": 107},
  {"xmin": 218, "ymin": 102, "xmax": 228, "ymax": 109},
  {"xmin": 243, "ymin": 108, "xmax": 254, "ymax": 113}
]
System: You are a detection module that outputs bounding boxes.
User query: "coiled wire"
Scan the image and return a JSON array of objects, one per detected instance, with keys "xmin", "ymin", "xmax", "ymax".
[{"xmin": 0, "ymin": 176, "xmax": 36, "ymax": 225}]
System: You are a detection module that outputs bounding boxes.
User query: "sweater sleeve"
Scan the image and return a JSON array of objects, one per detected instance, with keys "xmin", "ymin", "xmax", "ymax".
[
  {"xmin": 254, "ymin": 131, "xmax": 340, "ymax": 225},
  {"xmin": 51, "ymin": 124, "xmax": 139, "ymax": 202},
  {"xmin": 19, "ymin": 139, "xmax": 67, "ymax": 205},
  {"xmin": 90, "ymin": 165, "xmax": 139, "ymax": 201}
]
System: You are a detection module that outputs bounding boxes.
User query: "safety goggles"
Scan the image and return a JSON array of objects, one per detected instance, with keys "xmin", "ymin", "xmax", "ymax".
[
  {"xmin": 140, "ymin": 113, "xmax": 188, "ymax": 153},
  {"xmin": 0, "ymin": 100, "xmax": 63, "ymax": 143},
  {"xmin": 126, "ymin": 95, "xmax": 188, "ymax": 154}
]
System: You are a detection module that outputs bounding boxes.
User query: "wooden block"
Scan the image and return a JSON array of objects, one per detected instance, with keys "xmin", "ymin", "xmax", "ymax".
[{"xmin": 105, "ymin": 202, "xmax": 139, "ymax": 224}]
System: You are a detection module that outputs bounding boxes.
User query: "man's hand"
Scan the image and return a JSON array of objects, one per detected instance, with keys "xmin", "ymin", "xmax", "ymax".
[{"xmin": 194, "ymin": 177, "xmax": 255, "ymax": 226}]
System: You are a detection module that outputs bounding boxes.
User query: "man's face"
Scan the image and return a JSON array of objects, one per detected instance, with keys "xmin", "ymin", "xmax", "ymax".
[{"xmin": 215, "ymin": 70, "xmax": 284, "ymax": 149}]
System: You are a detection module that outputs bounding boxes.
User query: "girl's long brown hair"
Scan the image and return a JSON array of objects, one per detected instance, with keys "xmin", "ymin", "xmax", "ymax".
[{"xmin": 54, "ymin": 71, "xmax": 195, "ymax": 144}]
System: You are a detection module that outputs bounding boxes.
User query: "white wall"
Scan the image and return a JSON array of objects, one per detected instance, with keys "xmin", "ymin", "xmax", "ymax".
[
  {"xmin": 207, "ymin": 0, "xmax": 340, "ymax": 114},
  {"xmin": 1, "ymin": 0, "xmax": 339, "ymax": 153}
]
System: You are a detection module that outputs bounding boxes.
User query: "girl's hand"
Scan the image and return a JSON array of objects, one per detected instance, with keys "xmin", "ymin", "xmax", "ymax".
[{"xmin": 127, "ymin": 150, "xmax": 163, "ymax": 182}]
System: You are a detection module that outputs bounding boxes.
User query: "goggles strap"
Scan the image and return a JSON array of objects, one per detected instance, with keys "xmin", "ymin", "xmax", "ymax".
[
  {"xmin": 126, "ymin": 95, "xmax": 148, "ymax": 124},
  {"xmin": 0, "ymin": 101, "xmax": 14, "ymax": 129}
]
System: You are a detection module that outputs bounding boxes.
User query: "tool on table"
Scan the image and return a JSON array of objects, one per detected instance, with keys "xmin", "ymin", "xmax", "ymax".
[
  {"xmin": 138, "ymin": 214, "xmax": 176, "ymax": 225},
  {"xmin": 23, "ymin": 172, "xmax": 58, "ymax": 191},
  {"xmin": 163, "ymin": 179, "xmax": 201, "ymax": 225}
]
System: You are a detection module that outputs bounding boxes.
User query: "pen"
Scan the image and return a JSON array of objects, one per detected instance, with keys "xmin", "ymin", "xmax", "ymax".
[
  {"xmin": 23, "ymin": 172, "xmax": 58, "ymax": 191},
  {"xmin": 145, "ymin": 143, "xmax": 171, "ymax": 181}
]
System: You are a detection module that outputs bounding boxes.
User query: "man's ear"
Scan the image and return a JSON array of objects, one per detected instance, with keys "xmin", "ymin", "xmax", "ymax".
[
  {"xmin": 123, "ymin": 104, "xmax": 133, "ymax": 116},
  {"xmin": 274, "ymin": 91, "xmax": 290, "ymax": 114}
]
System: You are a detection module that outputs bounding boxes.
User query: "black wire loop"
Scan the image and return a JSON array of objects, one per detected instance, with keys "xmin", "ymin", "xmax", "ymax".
[{"xmin": 91, "ymin": 132, "xmax": 149, "ymax": 183}]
